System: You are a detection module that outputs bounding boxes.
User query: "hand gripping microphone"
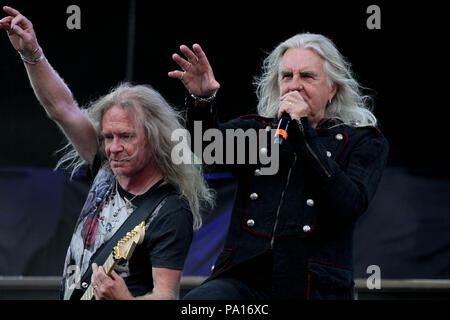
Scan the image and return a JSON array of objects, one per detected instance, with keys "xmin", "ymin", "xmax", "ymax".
[{"xmin": 274, "ymin": 113, "xmax": 291, "ymax": 145}]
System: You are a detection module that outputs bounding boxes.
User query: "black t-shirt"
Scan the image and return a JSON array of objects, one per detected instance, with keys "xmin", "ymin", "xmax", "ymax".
[
  {"xmin": 116, "ymin": 182, "xmax": 194, "ymax": 296},
  {"xmin": 89, "ymin": 155, "xmax": 194, "ymax": 297}
]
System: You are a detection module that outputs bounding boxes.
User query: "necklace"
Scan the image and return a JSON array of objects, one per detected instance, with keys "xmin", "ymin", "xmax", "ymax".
[{"xmin": 112, "ymin": 171, "xmax": 160, "ymax": 218}]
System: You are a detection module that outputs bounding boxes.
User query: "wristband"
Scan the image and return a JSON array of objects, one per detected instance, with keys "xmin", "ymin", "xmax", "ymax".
[
  {"xmin": 19, "ymin": 47, "xmax": 45, "ymax": 65},
  {"xmin": 190, "ymin": 90, "xmax": 217, "ymax": 103}
]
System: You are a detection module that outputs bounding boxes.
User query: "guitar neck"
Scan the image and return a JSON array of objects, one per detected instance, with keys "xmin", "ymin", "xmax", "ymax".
[{"xmin": 80, "ymin": 254, "xmax": 117, "ymax": 300}]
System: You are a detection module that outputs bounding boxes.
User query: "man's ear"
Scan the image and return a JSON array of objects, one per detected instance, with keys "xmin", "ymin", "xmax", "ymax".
[{"xmin": 329, "ymin": 83, "xmax": 338, "ymax": 101}]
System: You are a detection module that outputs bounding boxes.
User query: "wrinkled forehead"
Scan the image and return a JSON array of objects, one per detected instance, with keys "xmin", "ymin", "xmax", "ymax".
[
  {"xmin": 101, "ymin": 101, "xmax": 145, "ymax": 132},
  {"xmin": 280, "ymin": 47, "xmax": 326, "ymax": 72}
]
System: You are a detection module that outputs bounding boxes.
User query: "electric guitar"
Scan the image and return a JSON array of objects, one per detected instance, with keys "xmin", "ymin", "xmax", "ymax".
[{"xmin": 78, "ymin": 221, "xmax": 146, "ymax": 300}]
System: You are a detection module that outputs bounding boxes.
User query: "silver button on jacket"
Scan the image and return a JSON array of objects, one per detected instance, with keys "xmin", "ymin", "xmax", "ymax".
[
  {"xmin": 250, "ymin": 193, "xmax": 258, "ymax": 200},
  {"xmin": 247, "ymin": 219, "xmax": 255, "ymax": 227}
]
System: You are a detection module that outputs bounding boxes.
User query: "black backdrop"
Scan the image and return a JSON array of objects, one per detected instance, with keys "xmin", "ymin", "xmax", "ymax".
[
  {"xmin": 0, "ymin": 1, "xmax": 449, "ymax": 280},
  {"xmin": 1, "ymin": 1, "xmax": 448, "ymax": 169}
]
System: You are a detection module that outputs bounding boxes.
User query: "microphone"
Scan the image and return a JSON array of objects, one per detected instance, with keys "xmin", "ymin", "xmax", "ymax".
[{"xmin": 274, "ymin": 113, "xmax": 291, "ymax": 145}]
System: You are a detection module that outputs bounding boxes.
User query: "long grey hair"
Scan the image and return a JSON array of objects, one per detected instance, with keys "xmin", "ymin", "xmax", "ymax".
[
  {"xmin": 254, "ymin": 33, "xmax": 377, "ymax": 127},
  {"xmin": 57, "ymin": 82, "xmax": 214, "ymax": 229}
]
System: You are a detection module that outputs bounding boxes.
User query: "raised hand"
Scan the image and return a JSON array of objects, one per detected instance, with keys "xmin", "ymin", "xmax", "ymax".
[
  {"xmin": 0, "ymin": 6, "xmax": 41, "ymax": 60},
  {"xmin": 169, "ymin": 44, "xmax": 220, "ymax": 99}
]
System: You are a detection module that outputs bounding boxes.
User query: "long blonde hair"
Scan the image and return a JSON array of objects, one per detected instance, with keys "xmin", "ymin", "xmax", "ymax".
[{"xmin": 57, "ymin": 82, "xmax": 214, "ymax": 229}]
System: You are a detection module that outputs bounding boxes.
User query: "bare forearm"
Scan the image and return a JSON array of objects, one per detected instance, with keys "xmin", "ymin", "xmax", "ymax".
[
  {"xmin": 24, "ymin": 53, "xmax": 77, "ymax": 122},
  {"xmin": 1, "ymin": 7, "xmax": 97, "ymax": 163},
  {"xmin": 25, "ymin": 56, "xmax": 97, "ymax": 162},
  {"xmin": 137, "ymin": 289, "xmax": 178, "ymax": 300},
  {"xmin": 138, "ymin": 268, "xmax": 182, "ymax": 300}
]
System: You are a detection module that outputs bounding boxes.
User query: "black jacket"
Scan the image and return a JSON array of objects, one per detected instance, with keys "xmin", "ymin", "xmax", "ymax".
[{"xmin": 186, "ymin": 99, "xmax": 389, "ymax": 299}]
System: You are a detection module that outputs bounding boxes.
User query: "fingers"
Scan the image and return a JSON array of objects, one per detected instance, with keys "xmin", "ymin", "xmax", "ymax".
[
  {"xmin": 0, "ymin": 23, "xmax": 9, "ymax": 31},
  {"xmin": 0, "ymin": 16, "xmax": 12, "ymax": 26},
  {"xmin": 91, "ymin": 263, "xmax": 108, "ymax": 285},
  {"xmin": 278, "ymin": 102, "xmax": 299, "ymax": 120},
  {"xmin": 168, "ymin": 70, "xmax": 184, "ymax": 80},
  {"xmin": 92, "ymin": 263, "xmax": 106, "ymax": 278},
  {"xmin": 171, "ymin": 43, "xmax": 204, "ymax": 72},
  {"xmin": 280, "ymin": 90, "xmax": 303, "ymax": 102},
  {"xmin": 91, "ymin": 263, "xmax": 99, "ymax": 285},
  {"xmin": 109, "ymin": 270, "xmax": 122, "ymax": 281},
  {"xmin": 278, "ymin": 104, "xmax": 289, "ymax": 120},
  {"xmin": 279, "ymin": 91, "xmax": 309, "ymax": 119},
  {"xmin": 172, "ymin": 52, "xmax": 192, "ymax": 72},
  {"xmin": 279, "ymin": 92, "xmax": 298, "ymax": 119},
  {"xmin": 1, "ymin": 6, "xmax": 32, "ymax": 38},
  {"xmin": 169, "ymin": 44, "xmax": 201, "ymax": 82},
  {"xmin": 169, "ymin": 43, "xmax": 220, "ymax": 97},
  {"xmin": 0, "ymin": 13, "xmax": 13, "ymax": 32},
  {"xmin": 3, "ymin": 6, "xmax": 21, "ymax": 17},
  {"xmin": 91, "ymin": 263, "xmax": 110, "ymax": 298},
  {"xmin": 91, "ymin": 264, "xmax": 123, "ymax": 300},
  {"xmin": 10, "ymin": 14, "xmax": 32, "ymax": 33},
  {"xmin": 192, "ymin": 44, "xmax": 206, "ymax": 61},
  {"xmin": 180, "ymin": 44, "xmax": 199, "ymax": 65},
  {"xmin": 91, "ymin": 267, "xmax": 128, "ymax": 300},
  {"xmin": 8, "ymin": 21, "xmax": 26, "ymax": 38}
]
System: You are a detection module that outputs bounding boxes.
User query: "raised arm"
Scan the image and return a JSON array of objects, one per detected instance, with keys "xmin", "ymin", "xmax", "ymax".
[
  {"xmin": 169, "ymin": 44, "xmax": 220, "ymax": 106},
  {"xmin": 0, "ymin": 6, "xmax": 98, "ymax": 164}
]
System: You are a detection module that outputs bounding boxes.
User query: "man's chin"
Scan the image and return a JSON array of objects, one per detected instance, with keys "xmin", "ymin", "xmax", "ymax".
[
  {"xmin": 111, "ymin": 165, "xmax": 127, "ymax": 176},
  {"xmin": 112, "ymin": 167, "xmax": 127, "ymax": 175}
]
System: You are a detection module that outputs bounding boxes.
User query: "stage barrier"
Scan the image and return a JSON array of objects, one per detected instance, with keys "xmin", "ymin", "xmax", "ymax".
[{"xmin": 1, "ymin": 276, "xmax": 450, "ymax": 300}]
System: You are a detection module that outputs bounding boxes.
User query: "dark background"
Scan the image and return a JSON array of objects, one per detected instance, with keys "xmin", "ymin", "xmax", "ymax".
[
  {"xmin": 1, "ymin": 1, "xmax": 448, "ymax": 170},
  {"xmin": 0, "ymin": 1, "xmax": 449, "ymax": 281}
]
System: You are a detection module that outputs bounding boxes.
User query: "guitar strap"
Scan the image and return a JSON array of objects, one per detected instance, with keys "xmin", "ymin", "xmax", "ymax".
[{"xmin": 68, "ymin": 181, "xmax": 176, "ymax": 300}]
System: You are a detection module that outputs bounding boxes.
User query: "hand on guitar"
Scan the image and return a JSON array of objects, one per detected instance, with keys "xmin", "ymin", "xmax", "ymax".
[{"xmin": 91, "ymin": 263, "xmax": 134, "ymax": 300}]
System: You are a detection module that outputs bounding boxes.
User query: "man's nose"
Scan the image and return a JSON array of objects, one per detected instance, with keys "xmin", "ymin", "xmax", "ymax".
[
  {"xmin": 109, "ymin": 137, "xmax": 124, "ymax": 153},
  {"xmin": 289, "ymin": 75, "xmax": 304, "ymax": 92}
]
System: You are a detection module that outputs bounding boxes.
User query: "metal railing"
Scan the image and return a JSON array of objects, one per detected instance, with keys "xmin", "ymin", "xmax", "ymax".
[{"xmin": 1, "ymin": 276, "xmax": 450, "ymax": 300}]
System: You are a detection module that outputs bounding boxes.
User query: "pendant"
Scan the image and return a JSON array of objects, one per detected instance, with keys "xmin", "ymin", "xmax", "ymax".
[
  {"xmin": 126, "ymin": 202, "xmax": 134, "ymax": 214},
  {"xmin": 125, "ymin": 199, "xmax": 132, "ymax": 211}
]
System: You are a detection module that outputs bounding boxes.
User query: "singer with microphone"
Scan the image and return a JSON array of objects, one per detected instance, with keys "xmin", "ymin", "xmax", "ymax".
[{"xmin": 170, "ymin": 33, "xmax": 389, "ymax": 300}]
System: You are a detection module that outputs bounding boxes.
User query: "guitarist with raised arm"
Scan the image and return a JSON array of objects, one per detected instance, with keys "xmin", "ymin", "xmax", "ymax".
[{"xmin": 0, "ymin": 6, "xmax": 214, "ymax": 300}]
